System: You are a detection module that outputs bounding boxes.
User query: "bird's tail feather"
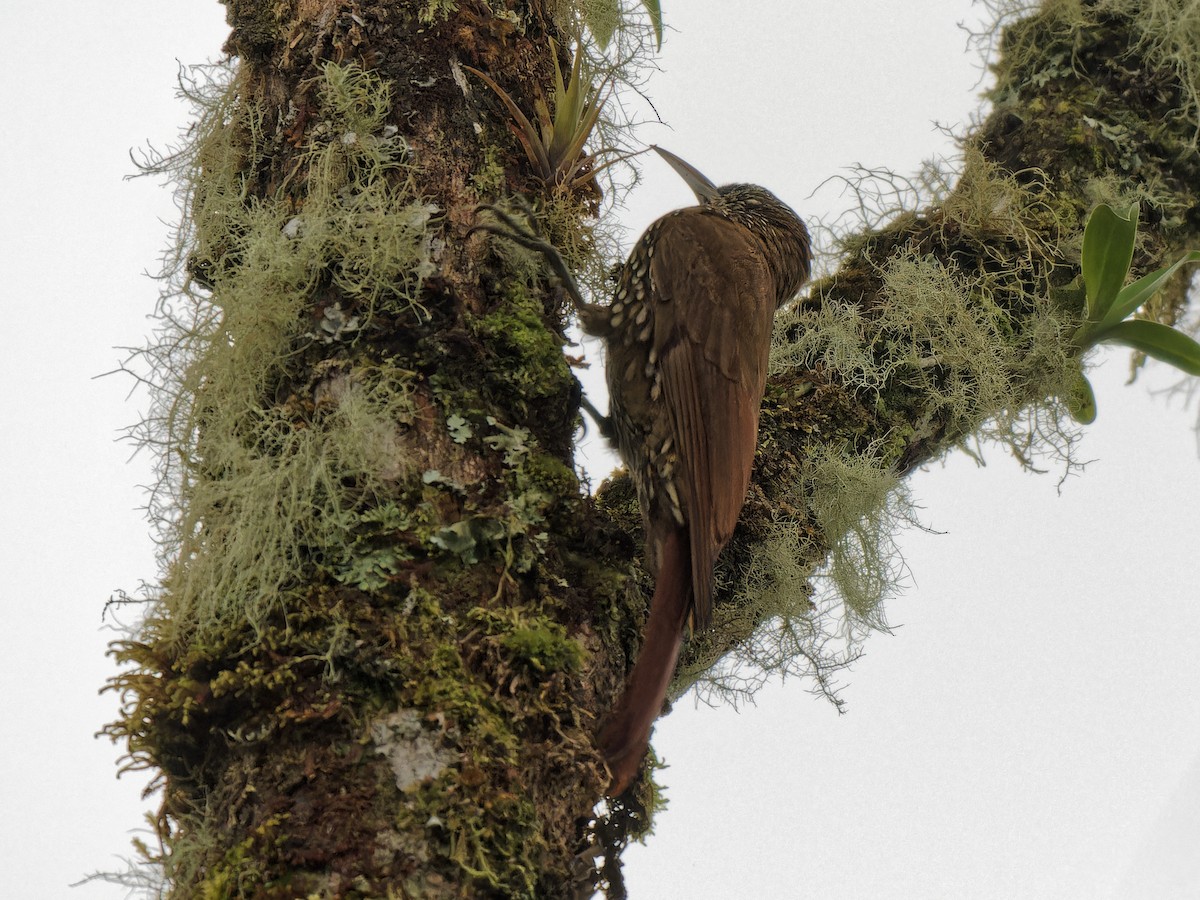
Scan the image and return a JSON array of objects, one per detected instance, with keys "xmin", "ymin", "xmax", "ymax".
[{"xmin": 598, "ymin": 528, "xmax": 690, "ymax": 795}]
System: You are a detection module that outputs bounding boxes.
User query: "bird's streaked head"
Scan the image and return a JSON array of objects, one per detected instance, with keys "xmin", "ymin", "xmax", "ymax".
[{"xmin": 652, "ymin": 146, "xmax": 812, "ymax": 304}]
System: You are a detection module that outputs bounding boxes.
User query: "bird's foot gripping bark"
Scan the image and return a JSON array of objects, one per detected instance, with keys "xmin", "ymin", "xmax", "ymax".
[
  {"xmin": 598, "ymin": 528, "xmax": 691, "ymax": 796},
  {"xmin": 469, "ymin": 200, "xmax": 613, "ymax": 437},
  {"xmin": 468, "ymin": 199, "xmax": 603, "ymax": 324}
]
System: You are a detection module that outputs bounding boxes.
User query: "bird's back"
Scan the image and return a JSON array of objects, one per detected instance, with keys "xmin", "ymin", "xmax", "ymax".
[{"xmin": 605, "ymin": 207, "xmax": 779, "ymax": 628}]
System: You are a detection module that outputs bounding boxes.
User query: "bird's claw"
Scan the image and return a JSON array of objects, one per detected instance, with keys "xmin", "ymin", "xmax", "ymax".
[
  {"xmin": 468, "ymin": 202, "xmax": 558, "ymax": 260},
  {"xmin": 468, "ymin": 200, "xmax": 609, "ymax": 334}
]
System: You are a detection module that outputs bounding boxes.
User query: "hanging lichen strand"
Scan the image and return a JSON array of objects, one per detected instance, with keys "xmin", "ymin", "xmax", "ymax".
[{"xmin": 141, "ymin": 64, "xmax": 437, "ymax": 644}]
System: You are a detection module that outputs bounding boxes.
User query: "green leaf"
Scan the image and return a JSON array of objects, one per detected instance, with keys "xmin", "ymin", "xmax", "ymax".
[
  {"xmin": 641, "ymin": 0, "xmax": 664, "ymax": 49},
  {"xmin": 464, "ymin": 65, "xmax": 552, "ymax": 175},
  {"xmin": 548, "ymin": 43, "xmax": 590, "ymax": 166},
  {"xmin": 1098, "ymin": 250, "xmax": 1200, "ymax": 331},
  {"xmin": 431, "ymin": 520, "xmax": 479, "ymax": 562},
  {"xmin": 1081, "ymin": 203, "xmax": 1138, "ymax": 322},
  {"xmin": 1065, "ymin": 369, "xmax": 1097, "ymax": 424},
  {"xmin": 1101, "ymin": 320, "xmax": 1200, "ymax": 376}
]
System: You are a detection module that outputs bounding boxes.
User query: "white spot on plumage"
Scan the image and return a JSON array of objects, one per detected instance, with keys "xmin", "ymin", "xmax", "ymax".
[{"xmin": 665, "ymin": 481, "xmax": 684, "ymax": 525}]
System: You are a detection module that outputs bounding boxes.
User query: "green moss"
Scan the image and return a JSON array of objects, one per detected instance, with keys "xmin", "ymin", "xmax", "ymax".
[
  {"xmin": 162, "ymin": 359, "xmax": 421, "ymax": 644},
  {"xmin": 472, "ymin": 289, "xmax": 576, "ymax": 414},
  {"xmin": 378, "ymin": 592, "xmax": 587, "ymax": 897},
  {"xmin": 318, "ymin": 61, "xmax": 395, "ymax": 136},
  {"xmin": 400, "ymin": 776, "xmax": 541, "ymax": 897},
  {"xmin": 110, "ymin": 25, "xmax": 623, "ymax": 899},
  {"xmin": 521, "ymin": 450, "xmax": 578, "ymax": 499},
  {"xmin": 801, "ymin": 447, "xmax": 911, "ymax": 629},
  {"xmin": 690, "ymin": 50, "xmax": 1182, "ymax": 700},
  {"xmin": 470, "ymin": 607, "xmax": 585, "ymax": 675},
  {"xmin": 222, "ymin": 0, "xmax": 279, "ymax": 54},
  {"xmin": 747, "ymin": 150, "xmax": 1084, "ymax": 649},
  {"xmin": 471, "ymin": 143, "xmax": 508, "ymax": 197},
  {"xmin": 196, "ymin": 814, "xmax": 289, "ymax": 900},
  {"xmin": 116, "ymin": 575, "xmax": 586, "ymax": 894},
  {"xmin": 1043, "ymin": 1, "xmax": 1200, "ymax": 144}
]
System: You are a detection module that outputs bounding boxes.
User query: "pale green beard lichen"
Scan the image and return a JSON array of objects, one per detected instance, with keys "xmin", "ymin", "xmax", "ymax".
[{"xmin": 132, "ymin": 62, "xmax": 438, "ymax": 645}]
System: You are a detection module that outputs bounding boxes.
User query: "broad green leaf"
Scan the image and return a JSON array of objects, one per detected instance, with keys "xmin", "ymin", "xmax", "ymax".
[
  {"xmin": 1081, "ymin": 203, "xmax": 1138, "ymax": 322},
  {"xmin": 1065, "ymin": 369, "xmax": 1097, "ymax": 424},
  {"xmin": 1099, "ymin": 250, "xmax": 1200, "ymax": 331},
  {"xmin": 1101, "ymin": 320, "xmax": 1200, "ymax": 376},
  {"xmin": 641, "ymin": 0, "xmax": 664, "ymax": 49}
]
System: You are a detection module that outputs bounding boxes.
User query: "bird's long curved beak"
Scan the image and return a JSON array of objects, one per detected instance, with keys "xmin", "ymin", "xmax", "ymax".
[{"xmin": 652, "ymin": 145, "xmax": 720, "ymax": 204}]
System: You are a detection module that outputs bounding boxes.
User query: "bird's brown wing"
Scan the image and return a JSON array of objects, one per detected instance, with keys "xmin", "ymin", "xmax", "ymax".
[{"xmin": 650, "ymin": 211, "xmax": 777, "ymax": 630}]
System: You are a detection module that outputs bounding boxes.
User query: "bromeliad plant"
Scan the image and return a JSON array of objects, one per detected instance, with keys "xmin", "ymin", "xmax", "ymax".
[
  {"xmin": 466, "ymin": 41, "xmax": 630, "ymax": 193},
  {"xmin": 1066, "ymin": 203, "xmax": 1200, "ymax": 422}
]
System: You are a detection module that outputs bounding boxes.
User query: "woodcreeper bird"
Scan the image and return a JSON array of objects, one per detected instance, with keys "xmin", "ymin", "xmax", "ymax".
[{"xmin": 474, "ymin": 147, "xmax": 811, "ymax": 794}]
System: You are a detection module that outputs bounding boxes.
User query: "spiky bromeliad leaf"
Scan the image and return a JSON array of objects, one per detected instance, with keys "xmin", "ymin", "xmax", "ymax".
[
  {"xmin": 545, "ymin": 39, "xmax": 604, "ymax": 171},
  {"xmin": 464, "ymin": 64, "xmax": 553, "ymax": 176},
  {"xmin": 465, "ymin": 41, "xmax": 619, "ymax": 191}
]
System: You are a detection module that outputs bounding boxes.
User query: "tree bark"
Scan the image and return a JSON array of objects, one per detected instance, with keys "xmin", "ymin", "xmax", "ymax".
[{"xmin": 104, "ymin": 1, "xmax": 1199, "ymax": 897}]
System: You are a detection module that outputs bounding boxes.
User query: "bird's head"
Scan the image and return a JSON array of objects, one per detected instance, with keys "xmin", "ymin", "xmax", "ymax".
[{"xmin": 652, "ymin": 146, "xmax": 812, "ymax": 304}]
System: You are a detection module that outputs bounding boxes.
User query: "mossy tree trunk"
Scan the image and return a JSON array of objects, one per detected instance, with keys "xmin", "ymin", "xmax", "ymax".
[
  {"xmin": 106, "ymin": 2, "xmax": 1199, "ymax": 898},
  {"xmin": 111, "ymin": 3, "xmax": 630, "ymax": 897}
]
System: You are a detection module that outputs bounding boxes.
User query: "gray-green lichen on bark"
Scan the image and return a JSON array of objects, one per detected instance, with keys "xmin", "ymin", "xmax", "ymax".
[{"xmin": 101, "ymin": 1, "xmax": 1199, "ymax": 897}]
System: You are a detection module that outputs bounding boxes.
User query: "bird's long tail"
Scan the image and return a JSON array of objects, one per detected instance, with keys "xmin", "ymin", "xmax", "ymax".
[{"xmin": 598, "ymin": 528, "xmax": 691, "ymax": 795}]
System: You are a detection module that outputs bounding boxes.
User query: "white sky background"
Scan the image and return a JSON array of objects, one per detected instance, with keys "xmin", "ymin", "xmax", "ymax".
[{"xmin": 1, "ymin": 2, "xmax": 1197, "ymax": 898}]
